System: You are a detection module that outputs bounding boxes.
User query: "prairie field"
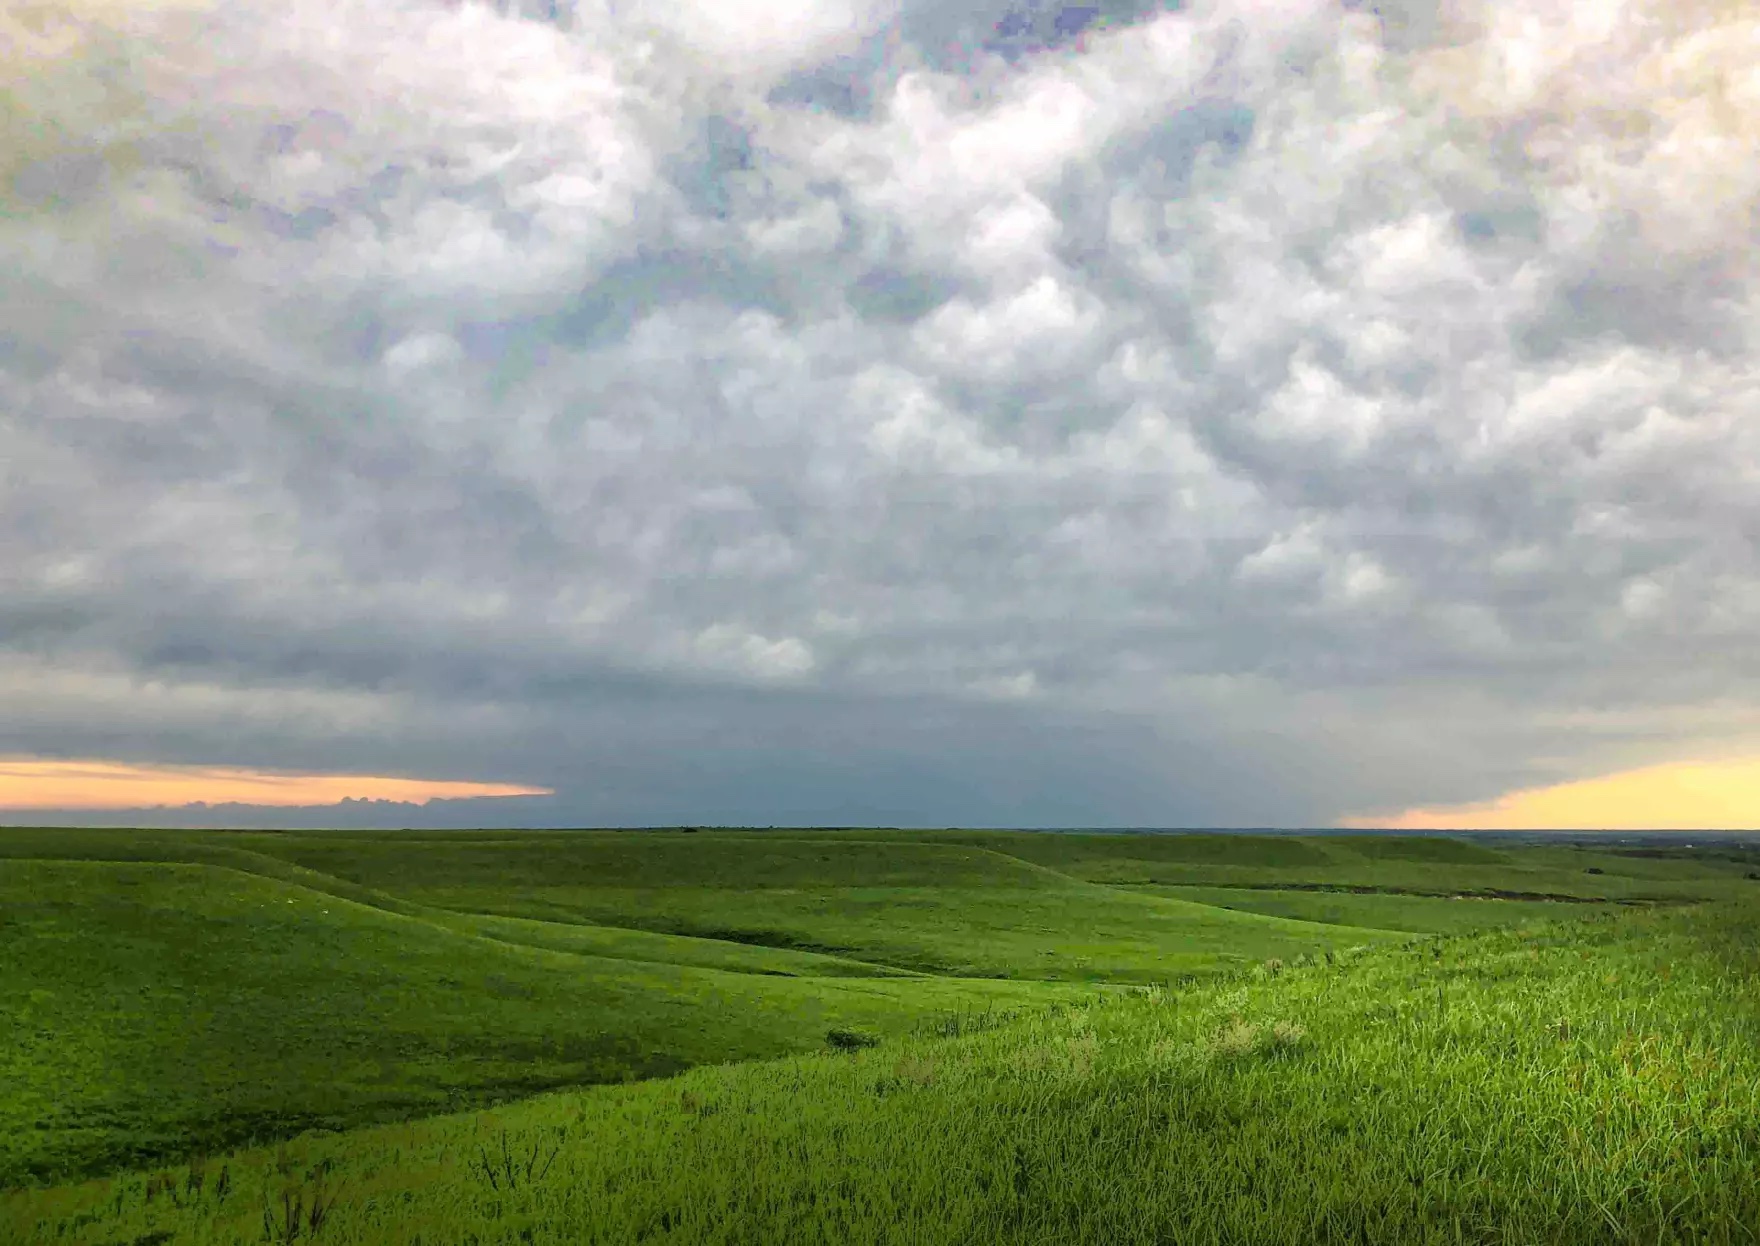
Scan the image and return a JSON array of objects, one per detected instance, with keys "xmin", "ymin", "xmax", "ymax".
[{"xmin": 4, "ymin": 826, "xmax": 1759, "ymax": 1243}]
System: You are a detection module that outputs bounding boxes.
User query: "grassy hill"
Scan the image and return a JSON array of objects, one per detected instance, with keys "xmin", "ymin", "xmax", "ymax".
[
  {"xmin": 0, "ymin": 827, "xmax": 1408, "ymax": 1188},
  {"xmin": 8, "ymin": 901, "xmax": 1758, "ymax": 1244},
  {"xmin": 906, "ymin": 829, "xmax": 1756, "ymax": 901},
  {"xmin": 5, "ymin": 824, "xmax": 1759, "ymax": 1239},
  {"xmin": 0, "ymin": 858, "xmax": 1079, "ymax": 1187},
  {"xmin": 183, "ymin": 831, "xmax": 1406, "ymax": 980},
  {"xmin": 1136, "ymin": 885, "xmax": 1584, "ymax": 934}
]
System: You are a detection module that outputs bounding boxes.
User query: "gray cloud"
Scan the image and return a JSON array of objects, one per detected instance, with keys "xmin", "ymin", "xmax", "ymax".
[{"xmin": 3, "ymin": 0, "xmax": 1758, "ymax": 826}]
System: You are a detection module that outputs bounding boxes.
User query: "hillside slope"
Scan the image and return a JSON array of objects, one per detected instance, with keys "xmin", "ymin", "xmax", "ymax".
[
  {"xmin": 10, "ymin": 903, "xmax": 1758, "ymax": 1244},
  {"xmin": 0, "ymin": 860, "xmax": 1077, "ymax": 1186}
]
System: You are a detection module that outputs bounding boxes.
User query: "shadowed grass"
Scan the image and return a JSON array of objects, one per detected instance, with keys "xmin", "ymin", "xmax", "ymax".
[
  {"xmin": 426, "ymin": 909, "xmax": 921, "ymax": 978},
  {"xmin": 894, "ymin": 830, "xmax": 1758, "ymax": 901}
]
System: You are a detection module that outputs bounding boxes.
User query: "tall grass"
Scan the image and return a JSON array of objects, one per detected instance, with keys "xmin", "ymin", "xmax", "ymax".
[
  {"xmin": 0, "ymin": 860, "xmax": 1081, "ymax": 1188},
  {"xmin": 11, "ymin": 904, "xmax": 1760, "ymax": 1244}
]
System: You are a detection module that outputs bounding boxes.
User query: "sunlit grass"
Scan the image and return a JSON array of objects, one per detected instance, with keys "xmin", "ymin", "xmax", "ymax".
[
  {"xmin": 0, "ymin": 859, "xmax": 1080, "ymax": 1188},
  {"xmin": 9, "ymin": 904, "xmax": 1759, "ymax": 1244},
  {"xmin": 1140, "ymin": 885, "xmax": 1586, "ymax": 933},
  {"xmin": 6, "ymin": 826, "xmax": 1760, "ymax": 1243}
]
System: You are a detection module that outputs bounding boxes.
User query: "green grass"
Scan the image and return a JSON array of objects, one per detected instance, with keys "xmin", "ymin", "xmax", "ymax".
[
  {"xmin": 257, "ymin": 833, "xmax": 1059, "ymax": 891},
  {"xmin": 426, "ymin": 909, "xmax": 920, "ymax": 979},
  {"xmin": 914, "ymin": 830, "xmax": 1345, "ymax": 878},
  {"xmin": 10, "ymin": 903, "xmax": 1759, "ymax": 1245},
  {"xmin": 0, "ymin": 829, "xmax": 917, "ymax": 981},
  {"xmin": 0, "ymin": 827, "xmax": 1414, "ymax": 1188},
  {"xmin": 0, "ymin": 828, "xmax": 1414, "ymax": 982},
  {"xmin": 918, "ymin": 831, "xmax": 1753, "ymax": 901},
  {"xmin": 381, "ymin": 877, "xmax": 1398, "ymax": 981},
  {"xmin": 6, "ymin": 825, "xmax": 1760, "ymax": 1243},
  {"xmin": 0, "ymin": 859, "xmax": 1077, "ymax": 1188},
  {"xmin": 1137, "ymin": 886, "xmax": 1585, "ymax": 934},
  {"xmin": 211, "ymin": 832, "xmax": 1404, "ymax": 980}
]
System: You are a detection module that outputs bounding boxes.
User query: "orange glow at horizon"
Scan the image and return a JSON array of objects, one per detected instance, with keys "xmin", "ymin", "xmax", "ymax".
[
  {"xmin": 0, "ymin": 758, "xmax": 552, "ymax": 811},
  {"xmin": 1341, "ymin": 755, "xmax": 1760, "ymax": 831}
]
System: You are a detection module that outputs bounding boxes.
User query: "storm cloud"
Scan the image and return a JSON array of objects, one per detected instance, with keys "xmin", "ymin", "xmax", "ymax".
[{"xmin": 3, "ymin": 0, "xmax": 1758, "ymax": 826}]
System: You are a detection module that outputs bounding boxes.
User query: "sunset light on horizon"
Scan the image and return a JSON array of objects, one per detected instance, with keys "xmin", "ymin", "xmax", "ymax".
[
  {"xmin": 0, "ymin": 759, "xmax": 552, "ymax": 812},
  {"xmin": 1341, "ymin": 755, "xmax": 1760, "ymax": 832}
]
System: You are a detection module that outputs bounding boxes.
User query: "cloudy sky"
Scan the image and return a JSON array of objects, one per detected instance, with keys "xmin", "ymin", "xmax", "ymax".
[{"xmin": 3, "ymin": 0, "xmax": 1758, "ymax": 829}]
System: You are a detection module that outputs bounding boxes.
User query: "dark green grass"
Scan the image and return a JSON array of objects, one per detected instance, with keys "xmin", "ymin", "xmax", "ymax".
[
  {"xmin": 0, "ymin": 860, "xmax": 1079, "ymax": 1188},
  {"xmin": 989, "ymin": 841, "xmax": 1748, "ymax": 900},
  {"xmin": 252, "ymin": 833, "xmax": 1068, "ymax": 893},
  {"xmin": 427, "ymin": 909, "xmax": 920, "ymax": 978},
  {"xmin": 1142, "ymin": 885, "xmax": 1588, "ymax": 934},
  {"xmin": 11, "ymin": 826, "xmax": 1749, "ymax": 907},
  {"xmin": 13, "ymin": 903, "xmax": 1760, "ymax": 1245},
  {"xmin": 892, "ymin": 830, "xmax": 1757, "ymax": 900},
  {"xmin": 1323, "ymin": 834, "xmax": 1513, "ymax": 864}
]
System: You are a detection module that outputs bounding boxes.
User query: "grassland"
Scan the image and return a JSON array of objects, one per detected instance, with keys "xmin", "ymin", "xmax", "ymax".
[
  {"xmin": 230, "ymin": 832, "xmax": 1400, "ymax": 979},
  {"xmin": 1136, "ymin": 885, "xmax": 1582, "ymax": 933},
  {"xmin": 4, "ymin": 826, "xmax": 1759, "ymax": 1243},
  {"xmin": 8, "ymin": 903, "xmax": 1760, "ymax": 1244},
  {"xmin": 912, "ymin": 829, "xmax": 1759, "ymax": 901},
  {"xmin": 0, "ymin": 858, "xmax": 1077, "ymax": 1189}
]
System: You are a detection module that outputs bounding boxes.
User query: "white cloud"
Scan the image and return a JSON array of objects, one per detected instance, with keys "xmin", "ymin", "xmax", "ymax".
[
  {"xmin": 970, "ymin": 670, "xmax": 1039, "ymax": 701},
  {"xmin": 1326, "ymin": 552, "xmax": 1402, "ymax": 611},
  {"xmin": 382, "ymin": 331, "xmax": 464, "ymax": 376},
  {"xmin": 911, "ymin": 274, "xmax": 1110, "ymax": 385},
  {"xmin": 693, "ymin": 624, "xmax": 817, "ymax": 679},
  {"xmin": 617, "ymin": 0, "xmax": 901, "ymax": 85},
  {"xmin": 1251, "ymin": 347, "xmax": 1386, "ymax": 458},
  {"xmin": 1237, "ymin": 523, "xmax": 1325, "ymax": 586},
  {"xmin": 855, "ymin": 363, "xmax": 1019, "ymax": 475},
  {"xmin": 744, "ymin": 197, "xmax": 845, "ymax": 257},
  {"xmin": 961, "ymin": 192, "xmax": 1061, "ymax": 282}
]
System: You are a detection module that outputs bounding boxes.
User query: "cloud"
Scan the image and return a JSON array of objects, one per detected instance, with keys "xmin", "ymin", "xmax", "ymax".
[
  {"xmin": 617, "ymin": 0, "xmax": 903, "ymax": 85},
  {"xmin": 3, "ymin": 0, "xmax": 1759, "ymax": 825}
]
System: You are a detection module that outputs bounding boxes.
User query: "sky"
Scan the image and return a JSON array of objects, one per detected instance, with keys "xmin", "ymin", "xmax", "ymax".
[{"xmin": 2, "ymin": 0, "xmax": 1757, "ymax": 830}]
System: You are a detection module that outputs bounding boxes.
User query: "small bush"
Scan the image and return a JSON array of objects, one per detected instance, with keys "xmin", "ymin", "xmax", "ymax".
[{"xmin": 826, "ymin": 1028, "xmax": 880, "ymax": 1052}]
